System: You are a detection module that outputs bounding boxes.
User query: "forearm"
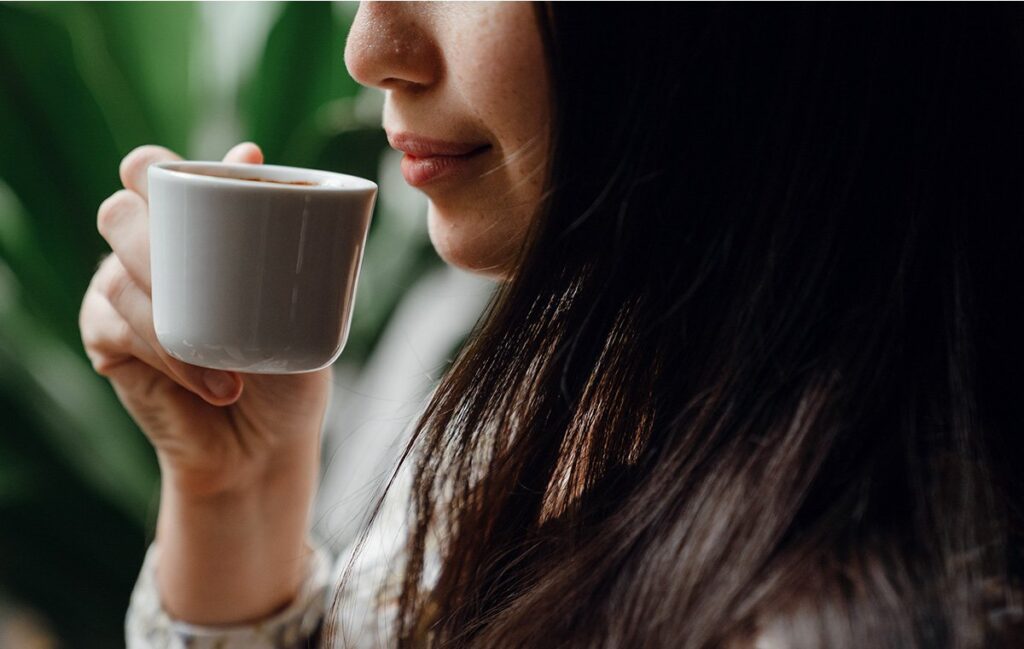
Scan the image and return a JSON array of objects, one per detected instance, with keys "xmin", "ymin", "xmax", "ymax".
[{"xmin": 154, "ymin": 444, "xmax": 320, "ymax": 625}]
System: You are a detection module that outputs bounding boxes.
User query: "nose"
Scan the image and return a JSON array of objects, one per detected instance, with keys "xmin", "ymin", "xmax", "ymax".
[{"xmin": 344, "ymin": 2, "xmax": 442, "ymax": 92}]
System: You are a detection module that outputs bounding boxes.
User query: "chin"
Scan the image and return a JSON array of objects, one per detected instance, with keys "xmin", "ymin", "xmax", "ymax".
[{"xmin": 427, "ymin": 203, "xmax": 514, "ymax": 281}]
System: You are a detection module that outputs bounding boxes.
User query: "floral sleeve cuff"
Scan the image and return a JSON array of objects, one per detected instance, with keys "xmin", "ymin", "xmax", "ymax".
[{"xmin": 125, "ymin": 540, "xmax": 333, "ymax": 649}]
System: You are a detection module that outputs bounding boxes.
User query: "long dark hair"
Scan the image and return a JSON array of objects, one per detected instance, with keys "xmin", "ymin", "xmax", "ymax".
[{"xmin": 329, "ymin": 4, "xmax": 1024, "ymax": 647}]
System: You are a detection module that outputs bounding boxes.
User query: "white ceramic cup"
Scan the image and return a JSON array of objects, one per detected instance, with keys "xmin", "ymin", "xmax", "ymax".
[{"xmin": 147, "ymin": 161, "xmax": 377, "ymax": 374}]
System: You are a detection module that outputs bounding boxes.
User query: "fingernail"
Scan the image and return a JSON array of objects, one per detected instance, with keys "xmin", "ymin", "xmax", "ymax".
[{"xmin": 202, "ymin": 371, "xmax": 235, "ymax": 400}]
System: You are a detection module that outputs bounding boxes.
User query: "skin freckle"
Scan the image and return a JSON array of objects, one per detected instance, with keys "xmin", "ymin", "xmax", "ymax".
[{"xmin": 346, "ymin": 2, "xmax": 550, "ymax": 281}]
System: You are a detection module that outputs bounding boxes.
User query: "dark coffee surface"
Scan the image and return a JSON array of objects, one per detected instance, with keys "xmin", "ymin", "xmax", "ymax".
[
  {"xmin": 180, "ymin": 169, "xmax": 320, "ymax": 186},
  {"xmin": 237, "ymin": 177, "xmax": 320, "ymax": 186}
]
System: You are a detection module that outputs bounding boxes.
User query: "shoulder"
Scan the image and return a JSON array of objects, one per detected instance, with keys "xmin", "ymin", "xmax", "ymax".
[{"xmin": 323, "ymin": 458, "xmax": 444, "ymax": 647}]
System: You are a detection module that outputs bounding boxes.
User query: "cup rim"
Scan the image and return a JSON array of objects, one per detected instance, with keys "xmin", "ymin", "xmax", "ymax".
[{"xmin": 150, "ymin": 161, "xmax": 378, "ymax": 193}]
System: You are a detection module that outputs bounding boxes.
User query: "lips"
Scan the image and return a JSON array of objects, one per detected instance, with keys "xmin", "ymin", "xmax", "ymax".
[{"xmin": 387, "ymin": 131, "xmax": 491, "ymax": 187}]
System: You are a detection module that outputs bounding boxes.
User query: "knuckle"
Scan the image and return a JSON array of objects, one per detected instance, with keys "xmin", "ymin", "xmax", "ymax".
[
  {"xmin": 79, "ymin": 323, "xmax": 96, "ymax": 354},
  {"xmin": 88, "ymin": 253, "xmax": 115, "ymax": 293},
  {"xmin": 78, "ymin": 290, "xmax": 106, "ymax": 349},
  {"xmin": 91, "ymin": 354, "xmax": 119, "ymax": 377},
  {"xmin": 96, "ymin": 190, "xmax": 135, "ymax": 237},
  {"xmin": 82, "ymin": 347, "xmax": 99, "ymax": 371},
  {"xmin": 78, "ymin": 293, "xmax": 93, "ymax": 336},
  {"xmin": 93, "ymin": 354, "xmax": 134, "ymax": 379},
  {"xmin": 120, "ymin": 146, "xmax": 154, "ymax": 183},
  {"xmin": 112, "ymin": 317, "xmax": 135, "ymax": 351},
  {"xmin": 82, "ymin": 331, "xmax": 124, "ymax": 375},
  {"xmin": 79, "ymin": 316, "xmax": 98, "ymax": 353},
  {"xmin": 120, "ymin": 145, "xmax": 174, "ymax": 187},
  {"xmin": 93, "ymin": 251, "xmax": 113, "ymax": 275},
  {"xmin": 97, "ymin": 260, "xmax": 132, "ymax": 306},
  {"xmin": 88, "ymin": 324, "xmax": 139, "ymax": 379}
]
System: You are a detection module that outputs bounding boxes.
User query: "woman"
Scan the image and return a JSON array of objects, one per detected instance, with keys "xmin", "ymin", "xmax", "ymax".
[{"xmin": 80, "ymin": 3, "xmax": 1023, "ymax": 648}]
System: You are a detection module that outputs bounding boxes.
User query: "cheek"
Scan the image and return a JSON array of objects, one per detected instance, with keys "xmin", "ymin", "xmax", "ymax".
[
  {"xmin": 422, "ymin": 2, "xmax": 550, "ymax": 280},
  {"xmin": 426, "ymin": 201, "xmax": 533, "ymax": 280}
]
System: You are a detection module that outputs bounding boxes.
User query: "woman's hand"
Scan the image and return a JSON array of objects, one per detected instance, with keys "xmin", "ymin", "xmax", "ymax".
[
  {"xmin": 80, "ymin": 143, "xmax": 332, "ymax": 499},
  {"xmin": 80, "ymin": 143, "xmax": 330, "ymax": 623}
]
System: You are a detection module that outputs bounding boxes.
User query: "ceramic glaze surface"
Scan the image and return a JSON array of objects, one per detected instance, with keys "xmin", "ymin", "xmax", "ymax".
[{"xmin": 148, "ymin": 162, "xmax": 377, "ymax": 373}]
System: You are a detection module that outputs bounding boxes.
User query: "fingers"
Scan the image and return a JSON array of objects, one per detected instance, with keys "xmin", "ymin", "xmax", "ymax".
[
  {"xmin": 120, "ymin": 145, "xmax": 182, "ymax": 201},
  {"xmin": 97, "ymin": 189, "xmax": 152, "ymax": 294},
  {"xmin": 80, "ymin": 285, "xmax": 171, "ymax": 378},
  {"xmin": 88, "ymin": 255, "xmax": 243, "ymax": 406},
  {"xmin": 222, "ymin": 142, "xmax": 264, "ymax": 164},
  {"xmin": 79, "ymin": 296, "xmax": 186, "ymax": 436},
  {"xmin": 118, "ymin": 142, "xmax": 263, "ymax": 202},
  {"xmin": 101, "ymin": 141, "xmax": 264, "ymax": 295},
  {"xmin": 93, "ymin": 142, "xmax": 260, "ymax": 407}
]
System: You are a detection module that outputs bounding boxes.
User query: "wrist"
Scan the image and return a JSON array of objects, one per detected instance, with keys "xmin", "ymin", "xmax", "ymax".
[
  {"xmin": 155, "ymin": 426, "xmax": 321, "ymax": 501},
  {"xmin": 155, "ymin": 452, "xmax": 319, "ymax": 624}
]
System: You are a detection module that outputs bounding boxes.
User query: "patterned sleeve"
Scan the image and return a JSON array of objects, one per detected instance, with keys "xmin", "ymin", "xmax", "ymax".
[
  {"xmin": 124, "ymin": 498, "xmax": 426, "ymax": 647},
  {"xmin": 124, "ymin": 540, "xmax": 334, "ymax": 649},
  {"xmin": 125, "ymin": 454, "xmax": 436, "ymax": 648}
]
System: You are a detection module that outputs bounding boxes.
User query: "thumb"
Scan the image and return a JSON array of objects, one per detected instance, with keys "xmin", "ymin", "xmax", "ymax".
[{"xmin": 222, "ymin": 142, "xmax": 264, "ymax": 165}]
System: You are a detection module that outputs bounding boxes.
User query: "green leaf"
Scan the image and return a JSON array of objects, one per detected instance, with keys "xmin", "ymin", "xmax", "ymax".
[
  {"xmin": 0, "ymin": 261, "xmax": 157, "ymax": 521},
  {"xmin": 242, "ymin": 2, "xmax": 360, "ymax": 165},
  {"xmin": 0, "ymin": 5, "xmax": 127, "ymax": 342},
  {"xmin": 87, "ymin": 2, "xmax": 198, "ymax": 153},
  {"xmin": 0, "ymin": 181, "xmax": 80, "ymax": 345},
  {"xmin": 0, "ymin": 389, "xmax": 149, "ymax": 648}
]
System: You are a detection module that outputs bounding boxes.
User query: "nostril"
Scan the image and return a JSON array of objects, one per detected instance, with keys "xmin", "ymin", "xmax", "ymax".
[
  {"xmin": 344, "ymin": 4, "xmax": 443, "ymax": 92},
  {"xmin": 379, "ymin": 77, "xmax": 430, "ymax": 93}
]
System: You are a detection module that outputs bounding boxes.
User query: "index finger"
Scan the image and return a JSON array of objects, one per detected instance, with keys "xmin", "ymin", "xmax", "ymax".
[{"xmin": 119, "ymin": 145, "xmax": 182, "ymax": 201}]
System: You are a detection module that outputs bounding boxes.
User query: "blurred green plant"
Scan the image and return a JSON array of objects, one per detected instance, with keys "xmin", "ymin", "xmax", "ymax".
[{"xmin": 0, "ymin": 2, "xmax": 438, "ymax": 645}]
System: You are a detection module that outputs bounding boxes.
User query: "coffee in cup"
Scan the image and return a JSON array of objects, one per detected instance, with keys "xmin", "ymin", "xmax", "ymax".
[{"xmin": 174, "ymin": 168, "xmax": 324, "ymax": 187}]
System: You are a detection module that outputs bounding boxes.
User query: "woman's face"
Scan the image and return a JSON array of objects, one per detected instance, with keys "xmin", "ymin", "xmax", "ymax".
[{"xmin": 345, "ymin": 1, "xmax": 551, "ymax": 281}]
